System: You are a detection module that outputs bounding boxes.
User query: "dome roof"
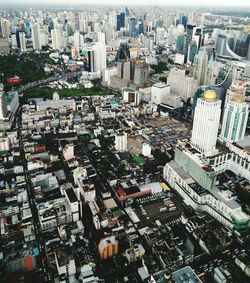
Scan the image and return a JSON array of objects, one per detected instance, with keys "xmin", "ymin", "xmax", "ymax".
[
  {"xmin": 203, "ymin": 90, "xmax": 217, "ymax": 101},
  {"xmin": 232, "ymin": 96, "xmax": 244, "ymax": 104}
]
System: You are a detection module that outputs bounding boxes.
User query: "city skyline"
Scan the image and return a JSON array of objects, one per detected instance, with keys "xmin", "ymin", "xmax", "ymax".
[{"xmin": 0, "ymin": 0, "xmax": 250, "ymax": 7}]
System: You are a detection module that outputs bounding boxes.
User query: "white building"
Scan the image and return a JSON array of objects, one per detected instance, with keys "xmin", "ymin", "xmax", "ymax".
[
  {"xmin": 31, "ymin": 23, "xmax": 41, "ymax": 50},
  {"xmin": 51, "ymin": 29, "xmax": 62, "ymax": 51},
  {"xmin": 142, "ymin": 143, "xmax": 151, "ymax": 157},
  {"xmin": 0, "ymin": 137, "xmax": 9, "ymax": 151},
  {"xmin": 191, "ymin": 90, "xmax": 221, "ymax": 157},
  {"xmin": 155, "ymin": 27, "xmax": 165, "ymax": 43},
  {"xmin": 220, "ymin": 97, "xmax": 249, "ymax": 143},
  {"xmin": 151, "ymin": 83, "xmax": 170, "ymax": 105},
  {"xmin": 19, "ymin": 32, "xmax": 26, "ymax": 52},
  {"xmin": 115, "ymin": 131, "xmax": 127, "ymax": 152},
  {"xmin": 63, "ymin": 144, "xmax": 74, "ymax": 161},
  {"xmin": 1, "ymin": 19, "xmax": 10, "ymax": 38},
  {"xmin": 167, "ymin": 68, "xmax": 198, "ymax": 101},
  {"xmin": 102, "ymin": 67, "xmax": 117, "ymax": 86},
  {"xmin": 122, "ymin": 87, "xmax": 140, "ymax": 106},
  {"xmin": 93, "ymin": 42, "xmax": 107, "ymax": 75}
]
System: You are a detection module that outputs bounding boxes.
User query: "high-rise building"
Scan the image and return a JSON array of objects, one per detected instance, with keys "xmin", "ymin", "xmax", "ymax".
[
  {"xmin": 19, "ymin": 32, "xmax": 26, "ymax": 52},
  {"xmin": 129, "ymin": 18, "xmax": 138, "ymax": 38},
  {"xmin": 191, "ymin": 90, "xmax": 221, "ymax": 156},
  {"xmin": 117, "ymin": 12, "xmax": 125, "ymax": 31},
  {"xmin": 184, "ymin": 24, "xmax": 195, "ymax": 55},
  {"xmin": 1, "ymin": 19, "xmax": 10, "ymax": 38},
  {"xmin": 25, "ymin": 19, "xmax": 31, "ymax": 38},
  {"xmin": 133, "ymin": 62, "xmax": 149, "ymax": 88},
  {"xmin": 168, "ymin": 68, "xmax": 198, "ymax": 101},
  {"xmin": 155, "ymin": 27, "xmax": 165, "ymax": 43},
  {"xmin": 0, "ymin": 85, "xmax": 8, "ymax": 120},
  {"xmin": 220, "ymin": 97, "xmax": 249, "ymax": 143},
  {"xmin": 31, "ymin": 23, "xmax": 41, "ymax": 50},
  {"xmin": 176, "ymin": 34, "xmax": 185, "ymax": 53},
  {"xmin": 93, "ymin": 42, "xmax": 107, "ymax": 75},
  {"xmin": 115, "ymin": 130, "xmax": 127, "ymax": 152},
  {"xmin": 193, "ymin": 50, "xmax": 208, "ymax": 85},
  {"xmin": 187, "ymin": 41, "xmax": 198, "ymax": 63},
  {"xmin": 51, "ymin": 29, "xmax": 62, "ymax": 51}
]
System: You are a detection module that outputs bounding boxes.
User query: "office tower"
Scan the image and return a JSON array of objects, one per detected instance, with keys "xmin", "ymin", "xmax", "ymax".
[
  {"xmin": 25, "ymin": 19, "xmax": 31, "ymax": 37},
  {"xmin": 187, "ymin": 41, "xmax": 198, "ymax": 63},
  {"xmin": 83, "ymin": 48, "xmax": 95, "ymax": 72},
  {"xmin": 31, "ymin": 23, "xmax": 41, "ymax": 50},
  {"xmin": 115, "ymin": 130, "xmax": 127, "ymax": 151},
  {"xmin": 0, "ymin": 85, "xmax": 8, "ymax": 119},
  {"xmin": 117, "ymin": 42, "xmax": 130, "ymax": 61},
  {"xmin": 182, "ymin": 16, "xmax": 188, "ymax": 29},
  {"xmin": 193, "ymin": 50, "xmax": 208, "ymax": 85},
  {"xmin": 66, "ymin": 22, "xmax": 73, "ymax": 36},
  {"xmin": 176, "ymin": 34, "xmax": 185, "ymax": 53},
  {"xmin": 220, "ymin": 97, "xmax": 249, "ymax": 143},
  {"xmin": 184, "ymin": 24, "xmax": 195, "ymax": 54},
  {"xmin": 51, "ymin": 29, "xmax": 62, "ymax": 51},
  {"xmin": 134, "ymin": 62, "xmax": 149, "ymax": 88},
  {"xmin": 93, "ymin": 43, "xmax": 106, "ymax": 74},
  {"xmin": 155, "ymin": 27, "xmax": 165, "ymax": 43},
  {"xmin": 125, "ymin": 6, "xmax": 130, "ymax": 17},
  {"xmin": 129, "ymin": 18, "xmax": 138, "ymax": 38},
  {"xmin": 19, "ymin": 32, "xmax": 26, "ymax": 52},
  {"xmin": 1, "ymin": 19, "xmax": 10, "ymax": 38},
  {"xmin": 191, "ymin": 90, "xmax": 221, "ymax": 156},
  {"xmin": 192, "ymin": 27, "xmax": 203, "ymax": 49},
  {"xmin": 117, "ymin": 12, "xmax": 125, "ymax": 31}
]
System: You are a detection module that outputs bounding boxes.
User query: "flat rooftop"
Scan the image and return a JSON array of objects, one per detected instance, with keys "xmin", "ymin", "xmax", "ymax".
[{"xmin": 172, "ymin": 266, "xmax": 202, "ymax": 283}]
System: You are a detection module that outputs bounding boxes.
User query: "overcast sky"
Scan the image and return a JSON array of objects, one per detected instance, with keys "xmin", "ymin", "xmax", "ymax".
[{"xmin": 0, "ymin": 0, "xmax": 250, "ymax": 7}]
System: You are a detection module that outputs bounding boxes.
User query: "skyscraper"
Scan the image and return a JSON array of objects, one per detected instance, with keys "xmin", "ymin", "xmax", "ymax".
[
  {"xmin": 191, "ymin": 90, "xmax": 221, "ymax": 157},
  {"xmin": 187, "ymin": 41, "xmax": 198, "ymax": 63},
  {"xmin": 19, "ymin": 32, "xmax": 26, "ymax": 52},
  {"xmin": 193, "ymin": 50, "xmax": 208, "ymax": 85},
  {"xmin": 117, "ymin": 12, "xmax": 125, "ymax": 31},
  {"xmin": 93, "ymin": 43, "xmax": 107, "ymax": 74},
  {"xmin": 0, "ymin": 85, "xmax": 8, "ymax": 120},
  {"xmin": 31, "ymin": 23, "xmax": 41, "ymax": 50},
  {"xmin": 51, "ymin": 29, "xmax": 62, "ymax": 51},
  {"xmin": 220, "ymin": 97, "xmax": 249, "ymax": 143},
  {"xmin": 129, "ymin": 18, "xmax": 138, "ymax": 38},
  {"xmin": 1, "ymin": 19, "xmax": 10, "ymax": 38}
]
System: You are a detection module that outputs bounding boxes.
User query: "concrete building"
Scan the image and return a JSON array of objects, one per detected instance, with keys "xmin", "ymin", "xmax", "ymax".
[
  {"xmin": 167, "ymin": 68, "xmax": 198, "ymax": 101},
  {"xmin": 1, "ymin": 19, "xmax": 10, "ymax": 38},
  {"xmin": 220, "ymin": 97, "xmax": 249, "ymax": 143},
  {"xmin": 133, "ymin": 62, "xmax": 149, "ymax": 88},
  {"xmin": 0, "ymin": 86, "xmax": 8, "ymax": 120},
  {"xmin": 51, "ymin": 29, "xmax": 62, "ymax": 51},
  {"xmin": 151, "ymin": 83, "xmax": 170, "ymax": 105},
  {"xmin": 19, "ymin": 32, "xmax": 26, "ymax": 52},
  {"xmin": 115, "ymin": 130, "xmax": 127, "ymax": 152},
  {"xmin": 122, "ymin": 87, "xmax": 140, "ymax": 106},
  {"xmin": 31, "ymin": 23, "xmax": 41, "ymax": 50},
  {"xmin": 191, "ymin": 90, "xmax": 221, "ymax": 157},
  {"xmin": 164, "ymin": 140, "xmax": 250, "ymax": 231},
  {"xmin": 193, "ymin": 50, "xmax": 208, "ymax": 85}
]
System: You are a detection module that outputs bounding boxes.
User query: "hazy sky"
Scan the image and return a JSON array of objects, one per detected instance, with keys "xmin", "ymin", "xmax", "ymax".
[{"xmin": 0, "ymin": 0, "xmax": 250, "ymax": 7}]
